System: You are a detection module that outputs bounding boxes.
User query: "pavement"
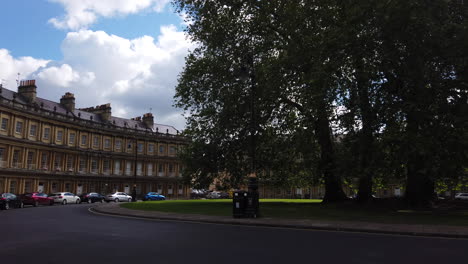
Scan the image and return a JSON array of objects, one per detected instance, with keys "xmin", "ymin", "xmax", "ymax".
[{"xmin": 91, "ymin": 202, "xmax": 468, "ymax": 239}]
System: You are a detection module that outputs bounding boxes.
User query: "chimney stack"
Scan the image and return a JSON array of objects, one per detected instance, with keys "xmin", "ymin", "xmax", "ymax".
[
  {"xmin": 60, "ymin": 92, "xmax": 75, "ymax": 112},
  {"xmin": 142, "ymin": 113, "xmax": 154, "ymax": 129},
  {"xmin": 79, "ymin": 103, "xmax": 112, "ymax": 122},
  {"xmin": 18, "ymin": 80, "xmax": 37, "ymax": 103}
]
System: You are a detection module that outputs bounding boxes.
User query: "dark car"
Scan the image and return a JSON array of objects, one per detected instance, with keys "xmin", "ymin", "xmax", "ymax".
[
  {"xmin": 0, "ymin": 193, "xmax": 24, "ymax": 210},
  {"xmin": 21, "ymin": 192, "xmax": 54, "ymax": 207},
  {"xmin": 144, "ymin": 192, "xmax": 166, "ymax": 201},
  {"xmin": 79, "ymin": 192, "xmax": 105, "ymax": 203}
]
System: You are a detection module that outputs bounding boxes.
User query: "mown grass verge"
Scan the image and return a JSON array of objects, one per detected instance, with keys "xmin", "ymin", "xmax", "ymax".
[{"xmin": 120, "ymin": 199, "xmax": 468, "ymax": 226}]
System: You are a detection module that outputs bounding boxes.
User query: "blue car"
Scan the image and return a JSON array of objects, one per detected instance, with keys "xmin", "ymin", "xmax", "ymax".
[{"xmin": 144, "ymin": 192, "xmax": 166, "ymax": 201}]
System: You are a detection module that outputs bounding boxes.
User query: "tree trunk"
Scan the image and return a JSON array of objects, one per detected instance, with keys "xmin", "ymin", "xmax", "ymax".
[
  {"xmin": 315, "ymin": 100, "xmax": 347, "ymax": 203},
  {"xmin": 356, "ymin": 61, "xmax": 375, "ymax": 203}
]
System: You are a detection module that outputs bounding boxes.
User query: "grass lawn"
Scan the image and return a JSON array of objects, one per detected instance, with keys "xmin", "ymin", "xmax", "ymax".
[{"xmin": 120, "ymin": 199, "xmax": 468, "ymax": 226}]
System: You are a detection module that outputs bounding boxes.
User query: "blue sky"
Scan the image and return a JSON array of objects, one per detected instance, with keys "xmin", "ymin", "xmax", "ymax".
[{"xmin": 0, "ymin": 0, "xmax": 192, "ymax": 130}]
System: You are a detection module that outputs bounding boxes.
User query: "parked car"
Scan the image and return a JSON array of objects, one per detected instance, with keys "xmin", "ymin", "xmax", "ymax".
[
  {"xmin": 79, "ymin": 193, "xmax": 105, "ymax": 203},
  {"xmin": 50, "ymin": 192, "xmax": 81, "ymax": 205},
  {"xmin": 206, "ymin": 191, "xmax": 221, "ymax": 199},
  {"xmin": 105, "ymin": 192, "xmax": 132, "ymax": 203},
  {"xmin": 190, "ymin": 189, "xmax": 208, "ymax": 199},
  {"xmin": 21, "ymin": 192, "xmax": 54, "ymax": 207},
  {"xmin": 0, "ymin": 193, "xmax": 24, "ymax": 210},
  {"xmin": 144, "ymin": 192, "xmax": 166, "ymax": 201},
  {"xmin": 455, "ymin": 193, "xmax": 468, "ymax": 200},
  {"xmin": 219, "ymin": 192, "xmax": 230, "ymax": 199}
]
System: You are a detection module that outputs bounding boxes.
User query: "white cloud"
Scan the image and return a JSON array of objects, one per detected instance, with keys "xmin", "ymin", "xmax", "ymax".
[
  {"xmin": 48, "ymin": 0, "xmax": 171, "ymax": 30},
  {"xmin": 37, "ymin": 64, "xmax": 83, "ymax": 87},
  {"xmin": 0, "ymin": 49, "xmax": 49, "ymax": 89}
]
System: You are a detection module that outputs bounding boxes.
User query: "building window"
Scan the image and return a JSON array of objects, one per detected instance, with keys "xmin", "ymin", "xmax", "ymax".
[
  {"xmin": 147, "ymin": 163, "xmax": 153, "ymax": 176},
  {"xmin": 137, "ymin": 162, "xmax": 142, "ymax": 176},
  {"xmin": 114, "ymin": 160, "xmax": 121, "ymax": 174},
  {"xmin": 127, "ymin": 142, "xmax": 133, "ymax": 151},
  {"xmin": 169, "ymin": 164, "xmax": 174, "ymax": 173},
  {"xmin": 66, "ymin": 156, "xmax": 74, "ymax": 171},
  {"xmin": 24, "ymin": 181, "xmax": 32, "ymax": 193},
  {"xmin": 103, "ymin": 159, "xmax": 110, "ymax": 174},
  {"xmin": 81, "ymin": 135, "xmax": 87, "ymax": 145},
  {"xmin": 29, "ymin": 124, "xmax": 37, "ymax": 136},
  {"xmin": 159, "ymin": 145, "xmax": 165, "ymax": 154},
  {"xmin": 65, "ymin": 183, "xmax": 71, "ymax": 192},
  {"xmin": 9, "ymin": 181, "xmax": 17, "ymax": 193},
  {"xmin": 41, "ymin": 153, "xmax": 48, "ymax": 169},
  {"xmin": 79, "ymin": 157, "xmax": 86, "ymax": 172},
  {"xmin": 15, "ymin": 121, "xmax": 23, "ymax": 134},
  {"xmin": 169, "ymin": 146, "xmax": 176, "ymax": 155},
  {"xmin": 91, "ymin": 159, "xmax": 98, "ymax": 173},
  {"xmin": 1, "ymin": 118, "xmax": 8, "ymax": 130},
  {"xmin": 69, "ymin": 133, "xmax": 75, "ymax": 144},
  {"xmin": 125, "ymin": 161, "xmax": 132, "ymax": 175},
  {"xmin": 137, "ymin": 143, "xmax": 143, "ymax": 153},
  {"xmin": 43, "ymin": 128, "xmax": 50, "ymax": 140},
  {"xmin": 93, "ymin": 136, "xmax": 100, "ymax": 148},
  {"xmin": 104, "ymin": 138, "xmax": 111, "ymax": 149},
  {"xmin": 168, "ymin": 185, "xmax": 173, "ymax": 195},
  {"xmin": 12, "ymin": 149, "xmax": 21, "ymax": 168},
  {"xmin": 148, "ymin": 144, "xmax": 154, "ymax": 153},
  {"xmin": 0, "ymin": 148, "xmax": 5, "ymax": 168},
  {"xmin": 57, "ymin": 130, "xmax": 63, "ymax": 141},
  {"xmin": 115, "ymin": 140, "xmax": 122, "ymax": 150},
  {"xmin": 27, "ymin": 151, "xmax": 35, "ymax": 169},
  {"xmin": 54, "ymin": 154, "xmax": 62, "ymax": 171},
  {"xmin": 158, "ymin": 163, "xmax": 164, "ymax": 176},
  {"xmin": 157, "ymin": 184, "xmax": 163, "ymax": 193},
  {"xmin": 178, "ymin": 184, "xmax": 183, "ymax": 195},
  {"xmin": 51, "ymin": 182, "xmax": 57, "ymax": 193}
]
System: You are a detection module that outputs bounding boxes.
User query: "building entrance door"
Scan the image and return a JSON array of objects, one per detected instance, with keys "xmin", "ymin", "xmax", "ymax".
[
  {"xmin": 124, "ymin": 185, "xmax": 130, "ymax": 194},
  {"xmin": 76, "ymin": 185, "xmax": 83, "ymax": 195}
]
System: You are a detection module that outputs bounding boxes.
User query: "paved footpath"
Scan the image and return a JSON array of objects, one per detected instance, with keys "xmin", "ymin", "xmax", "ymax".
[{"xmin": 92, "ymin": 203, "xmax": 468, "ymax": 239}]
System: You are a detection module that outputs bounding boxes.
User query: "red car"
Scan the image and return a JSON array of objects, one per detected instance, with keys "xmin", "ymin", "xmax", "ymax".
[{"xmin": 21, "ymin": 193, "xmax": 54, "ymax": 207}]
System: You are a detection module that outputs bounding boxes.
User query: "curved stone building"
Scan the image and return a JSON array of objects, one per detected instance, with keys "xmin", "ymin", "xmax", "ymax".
[{"xmin": 0, "ymin": 80, "xmax": 189, "ymax": 198}]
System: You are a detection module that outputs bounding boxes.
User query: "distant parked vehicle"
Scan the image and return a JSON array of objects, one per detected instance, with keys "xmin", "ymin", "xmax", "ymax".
[
  {"xmin": 206, "ymin": 191, "xmax": 221, "ymax": 199},
  {"xmin": 0, "ymin": 193, "xmax": 24, "ymax": 210},
  {"xmin": 21, "ymin": 193, "xmax": 54, "ymax": 207},
  {"xmin": 455, "ymin": 193, "xmax": 468, "ymax": 200},
  {"xmin": 105, "ymin": 192, "xmax": 132, "ymax": 203},
  {"xmin": 144, "ymin": 192, "xmax": 166, "ymax": 201},
  {"xmin": 219, "ymin": 192, "xmax": 230, "ymax": 199},
  {"xmin": 50, "ymin": 192, "xmax": 81, "ymax": 205},
  {"xmin": 190, "ymin": 189, "xmax": 208, "ymax": 199},
  {"xmin": 79, "ymin": 193, "xmax": 105, "ymax": 203}
]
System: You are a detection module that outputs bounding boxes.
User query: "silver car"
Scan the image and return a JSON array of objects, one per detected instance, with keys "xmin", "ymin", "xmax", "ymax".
[
  {"xmin": 455, "ymin": 193, "xmax": 468, "ymax": 200},
  {"xmin": 105, "ymin": 192, "xmax": 132, "ymax": 203},
  {"xmin": 50, "ymin": 192, "xmax": 81, "ymax": 205}
]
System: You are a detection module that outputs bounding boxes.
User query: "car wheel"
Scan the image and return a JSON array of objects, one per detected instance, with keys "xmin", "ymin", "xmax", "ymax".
[
  {"xmin": 34, "ymin": 200, "xmax": 39, "ymax": 207},
  {"xmin": 76, "ymin": 199, "xmax": 80, "ymax": 204},
  {"xmin": 62, "ymin": 199, "xmax": 67, "ymax": 205},
  {"xmin": 49, "ymin": 201, "xmax": 54, "ymax": 206},
  {"xmin": 100, "ymin": 199, "xmax": 104, "ymax": 203},
  {"xmin": 128, "ymin": 198, "xmax": 131, "ymax": 202},
  {"xmin": 4, "ymin": 202, "xmax": 9, "ymax": 210},
  {"xmin": 114, "ymin": 198, "xmax": 119, "ymax": 203}
]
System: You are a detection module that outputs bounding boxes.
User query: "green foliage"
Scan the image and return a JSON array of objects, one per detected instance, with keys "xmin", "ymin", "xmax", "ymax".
[{"xmin": 173, "ymin": 0, "xmax": 468, "ymax": 207}]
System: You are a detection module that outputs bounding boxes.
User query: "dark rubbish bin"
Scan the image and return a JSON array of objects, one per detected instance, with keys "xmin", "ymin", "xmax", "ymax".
[{"xmin": 233, "ymin": 190, "xmax": 248, "ymax": 218}]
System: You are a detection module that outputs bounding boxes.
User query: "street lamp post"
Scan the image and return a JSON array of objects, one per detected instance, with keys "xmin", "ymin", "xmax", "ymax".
[
  {"xmin": 241, "ymin": 53, "xmax": 259, "ymax": 218},
  {"xmin": 131, "ymin": 138, "xmax": 137, "ymax": 202}
]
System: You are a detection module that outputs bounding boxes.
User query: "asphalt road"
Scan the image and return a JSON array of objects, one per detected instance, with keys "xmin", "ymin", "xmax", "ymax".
[{"xmin": 2, "ymin": 203, "xmax": 468, "ymax": 264}]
